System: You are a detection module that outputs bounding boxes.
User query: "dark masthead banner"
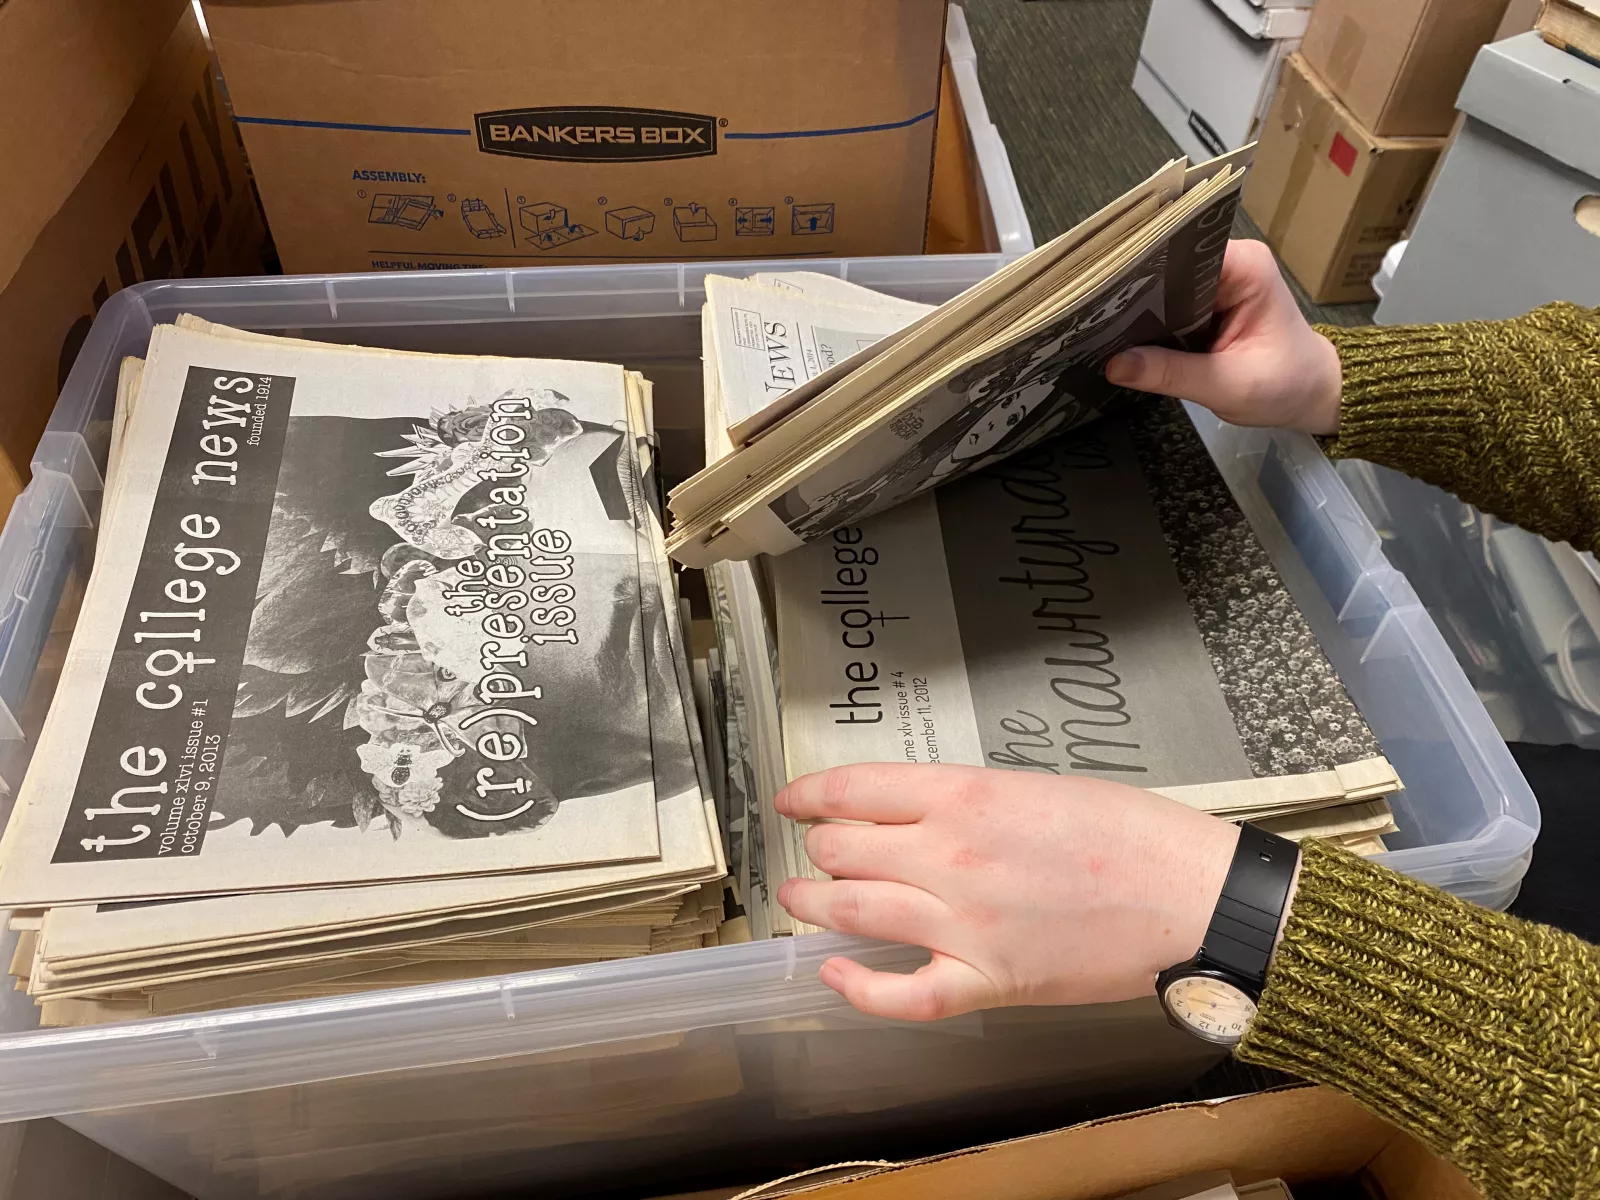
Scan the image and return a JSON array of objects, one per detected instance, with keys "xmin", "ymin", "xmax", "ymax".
[{"xmin": 52, "ymin": 366, "xmax": 293, "ymax": 863}]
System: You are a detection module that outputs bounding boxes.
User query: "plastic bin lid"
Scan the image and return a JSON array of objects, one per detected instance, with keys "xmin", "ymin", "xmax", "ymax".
[{"xmin": 1457, "ymin": 32, "xmax": 1600, "ymax": 180}]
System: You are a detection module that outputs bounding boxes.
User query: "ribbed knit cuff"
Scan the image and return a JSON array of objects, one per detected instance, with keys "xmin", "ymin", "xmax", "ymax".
[
  {"xmin": 1309, "ymin": 305, "xmax": 1600, "ymax": 556},
  {"xmin": 1238, "ymin": 840, "xmax": 1600, "ymax": 1199},
  {"xmin": 1313, "ymin": 324, "xmax": 1486, "ymax": 472}
]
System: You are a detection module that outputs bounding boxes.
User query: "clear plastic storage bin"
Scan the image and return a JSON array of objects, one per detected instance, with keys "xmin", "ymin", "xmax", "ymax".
[
  {"xmin": 0, "ymin": 253, "xmax": 1536, "ymax": 1197},
  {"xmin": 1339, "ymin": 460, "xmax": 1600, "ymax": 750}
]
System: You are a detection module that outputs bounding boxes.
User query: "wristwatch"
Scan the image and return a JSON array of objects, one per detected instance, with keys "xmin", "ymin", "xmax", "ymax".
[{"xmin": 1155, "ymin": 824, "xmax": 1299, "ymax": 1046}]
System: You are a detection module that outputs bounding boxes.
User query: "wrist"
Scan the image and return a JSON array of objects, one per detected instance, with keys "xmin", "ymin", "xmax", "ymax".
[
  {"xmin": 1154, "ymin": 825, "xmax": 1301, "ymax": 1045},
  {"xmin": 1155, "ymin": 817, "xmax": 1241, "ymax": 974},
  {"xmin": 1305, "ymin": 330, "xmax": 1343, "ymax": 436}
]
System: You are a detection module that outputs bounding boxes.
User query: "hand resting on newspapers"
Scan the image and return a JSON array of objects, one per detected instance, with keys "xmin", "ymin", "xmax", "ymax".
[
  {"xmin": 774, "ymin": 763, "xmax": 1246, "ymax": 1019},
  {"xmin": 769, "ymin": 240, "xmax": 1346, "ymax": 1023}
]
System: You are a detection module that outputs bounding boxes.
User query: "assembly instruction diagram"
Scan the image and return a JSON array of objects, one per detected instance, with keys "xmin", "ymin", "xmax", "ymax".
[
  {"xmin": 368, "ymin": 194, "xmax": 445, "ymax": 230},
  {"xmin": 605, "ymin": 206, "xmax": 656, "ymax": 241},
  {"xmin": 673, "ymin": 203, "xmax": 718, "ymax": 242},
  {"xmin": 734, "ymin": 206, "xmax": 775, "ymax": 236},
  {"xmin": 791, "ymin": 203, "xmax": 835, "ymax": 235},
  {"xmin": 359, "ymin": 182, "xmax": 839, "ymax": 251},
  {"xmin": 519, "ymin": 201, "xmax": 597, "ymax": 251},
  {"xmin": 460, "ymin": 198, "xmax": 507, "ymax": 239}
]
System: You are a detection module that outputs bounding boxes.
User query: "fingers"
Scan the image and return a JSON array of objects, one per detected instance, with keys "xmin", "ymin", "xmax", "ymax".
[
  {"xmin": 1105, "ymin": 343, "xmax": 1258, "ymax": 411},
  {"xmin": 803, "ymin": 821, "xmax": 922, "ymax": 884},
  {"xmin": 818, "ymin": 953, "xmax": 995, "ymax": 1022},
  {"xmin": 1104, "ymin": 239, "xmax": 1286, "ymax": 404},
  {"xmin": 776, "ymin": 762, "xmax": 959, "ymax": 824},
  {"xmin": 777, "ymin": 876, "xmax": 949, "ymax": 945}
]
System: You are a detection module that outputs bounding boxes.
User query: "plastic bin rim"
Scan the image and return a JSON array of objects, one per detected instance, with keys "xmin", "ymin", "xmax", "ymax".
[
  {"xmin": 118, "ymin": 252, "xmax": 1024, "ymax": 320},
  {"xmin": 0, "ymin": 932, "xmax": 931, "ymax": 1121}
]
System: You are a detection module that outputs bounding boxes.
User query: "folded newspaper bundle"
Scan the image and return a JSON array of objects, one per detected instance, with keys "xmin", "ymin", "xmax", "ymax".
[
  {"xmin": 0, "ymin": 319, "xmax": 729, "ymax": 1025},
  {"xmin": 690, "ymin": 154, "xmax": 1401, "ymax": 937},
  {"xmin": 667, "ymin": 150, "xmax": 1255, "ymax": 568}
]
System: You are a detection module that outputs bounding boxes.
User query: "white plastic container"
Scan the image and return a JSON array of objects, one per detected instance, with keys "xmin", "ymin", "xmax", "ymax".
[
  {"xmin": 946, "ymin": 4, "xmax": 1036, "ymax": 256},
  {"xmin": 1371, "ymin": 239, "xmax": 1408, "ymax": 300},
  {"xmin": 0, "ymin": 250, "xmax": 1539, "ymax": 1198},
  {"xmin": 1132, "ymin": 0, "xmax": 1304, "ymax": 164},
  {"xmin": 1339, "ymin": 460, "xmax": 1600, "ymax": 749}
]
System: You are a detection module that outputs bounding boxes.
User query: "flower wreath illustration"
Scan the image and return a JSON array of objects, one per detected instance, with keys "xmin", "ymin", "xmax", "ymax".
[{"xmin": 344, "ymin": 392, "xmax": 599, "ymax": 838}]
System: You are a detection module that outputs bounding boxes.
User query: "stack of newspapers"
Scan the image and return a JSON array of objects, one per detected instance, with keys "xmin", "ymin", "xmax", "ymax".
[
  {"xmin": 674, "ymin": 150, "xmax": 1401, "ymax": 937},
  {"xmin": 0, "ymin": 319, "xmax": 727, "ymax": 1026}
]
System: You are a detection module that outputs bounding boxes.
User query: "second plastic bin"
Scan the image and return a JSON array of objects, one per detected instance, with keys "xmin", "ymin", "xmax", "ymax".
[{"xmin": 0, "ymin": 255, "xmax": 1538, "ymax": 1199}]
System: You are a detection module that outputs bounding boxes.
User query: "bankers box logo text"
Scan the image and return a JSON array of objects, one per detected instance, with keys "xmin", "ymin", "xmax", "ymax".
[{"xmin": 474, "ymin": 107, "xmax": 719, "ymax": 162}]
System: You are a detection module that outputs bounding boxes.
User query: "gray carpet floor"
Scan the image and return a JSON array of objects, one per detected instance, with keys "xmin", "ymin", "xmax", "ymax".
[{"xmin": 960, "ymin": 0, "xmax": 1377, "ymax": 327}]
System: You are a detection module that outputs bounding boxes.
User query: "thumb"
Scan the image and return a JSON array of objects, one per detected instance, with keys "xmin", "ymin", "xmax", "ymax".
[
  {"xmin": 819, "ymin": 953, "xmax": 994, "ymax": 1022},
  {"xmin": 1105, "ymin": 345, "xmax": 1246, "ymax": 412}
]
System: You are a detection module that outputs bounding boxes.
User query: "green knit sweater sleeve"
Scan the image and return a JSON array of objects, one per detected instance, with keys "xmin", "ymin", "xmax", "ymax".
[
  {"xmin": 1314, "ymin": 303, "xmax": 1600, "ymax": 555},
  {"xmin": 1237, "ymin": 840, "xmax": 1600, "ymax": 1199}
]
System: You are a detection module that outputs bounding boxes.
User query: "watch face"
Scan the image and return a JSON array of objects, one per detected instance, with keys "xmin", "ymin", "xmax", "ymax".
[{"xmin": 1161, "ymin": 974, "xmax": 1258, "ymax": 1045}]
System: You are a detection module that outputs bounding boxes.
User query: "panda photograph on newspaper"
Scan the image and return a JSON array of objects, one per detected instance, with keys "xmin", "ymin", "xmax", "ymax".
[{"xmin": 768, "ymin": 265, "xmax": 1169, "ymax": 545}]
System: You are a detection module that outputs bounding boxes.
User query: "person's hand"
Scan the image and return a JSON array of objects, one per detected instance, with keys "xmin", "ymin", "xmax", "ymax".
[
  {"xmin": 1104, "ymin": 239, "xmax": 1343, "ymax": 435},
  {"xmin": 773, "ymin": 763, "xmax": 1240, "ymax": 1022}
]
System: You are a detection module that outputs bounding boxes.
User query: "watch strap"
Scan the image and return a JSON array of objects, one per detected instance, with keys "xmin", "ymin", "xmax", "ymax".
[{"xmin": 1197, "ymin": 824, "xmax": 1298, "ymax": 995}]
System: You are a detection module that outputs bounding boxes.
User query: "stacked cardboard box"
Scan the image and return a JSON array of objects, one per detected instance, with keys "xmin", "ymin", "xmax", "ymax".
[
  {"xmin": 0, "ymin": 0, "xmax": 265, "ymax": 521},
  {"xmin": 0, "ymin": 1117, "xmax": 188, "ymax": 1200},
  {"xmin": 1243, "ymin": 0, "xmax": 1512, "ymax": 302}
]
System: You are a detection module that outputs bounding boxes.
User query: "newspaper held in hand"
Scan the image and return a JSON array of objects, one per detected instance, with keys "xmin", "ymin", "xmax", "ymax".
[
  {"xmin": 773, "ymin": 407, "xmax": 1399, "ymax": 822},
  {"xmin": 666, "ymin": 148, "xmax": 1253, "ymax": 567}
]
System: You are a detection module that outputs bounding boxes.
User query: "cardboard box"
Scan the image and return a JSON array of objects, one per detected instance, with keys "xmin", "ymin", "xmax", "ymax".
[
  {"xmin": 924, "ymin": 57, "xmax": 991, "ymax": 255},
  {"xmin": 196, "ymin": 0, "xmax": 947, "ymax": 273},
  {"xmin": 670, "ymin": 1085, "xmax": 1479, "ymax": 1199},
  {"xmin": 1133, "ymin": 0, "xmax": 1303, "ymax": 166},
  {"xmin": 0, "ymin": 4, "xmax": 266, "ymax": 515},
  {"xmin": 1377, "ymin": 32, "xmax": 1600, "ymax": 323},
  {"xmin": 1243, "ymin": 55, "xmax": 1445, "ymax": 304},
  {"xmin": 1299, "ymin": 0, "xmax": 1515, "ymax": 136},
  {"xmin": 0, "ymin": 1117, "xmax": 189, "ymax": 1200},
  {"xmin": 0, "ymin": 0, "xmax": 192, "ymax": 296}
]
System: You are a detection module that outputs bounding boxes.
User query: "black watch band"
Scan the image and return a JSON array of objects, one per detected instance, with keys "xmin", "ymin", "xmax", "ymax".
[{"xmin": 1194, "ymin": 823, "xmax": 1299, "ymax": 997}]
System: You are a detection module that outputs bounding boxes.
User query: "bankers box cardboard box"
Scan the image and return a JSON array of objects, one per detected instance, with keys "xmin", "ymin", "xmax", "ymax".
[
  {"xmin": 1244, "ymin": 54, "xmax": 1444, "ymax": 303},
  {"xmin": 1133, "ymin": 0, "xmax": 1307, "ymax": 166},
  {"xmin": 197, "ymin": 0, "xmax": 949, "ymax": 274},
  {"xmin": 1299, "ymin": 0, "xmax": 1516, "ymax": 136},
  {"xmin": 1377, "ymin": 33, "xmax": 1600, "ymax": 324},
  {"xmin": 0, "ymin": 1, "xmax": 266, "ymax": 519}
]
